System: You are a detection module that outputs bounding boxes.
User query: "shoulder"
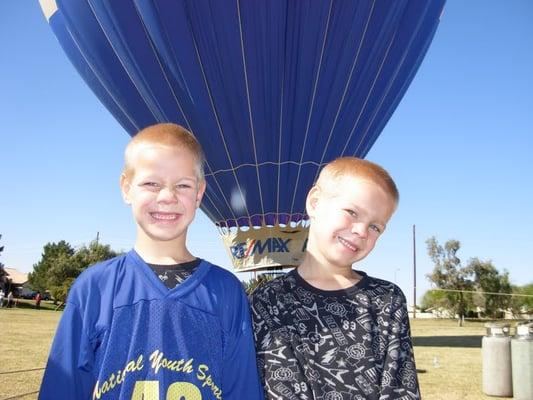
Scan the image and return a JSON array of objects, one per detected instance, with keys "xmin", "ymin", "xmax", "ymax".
[
  {"xmin": 203, "ymin": 260, "xmax": 241, "ymax": 282},
  {"xmin": 193, "ymin": 261, "xmax": 253, "ymax": 332},
  {"xmin": 192, "ymin": 260, "xmax": 248, "ymax": 310},
  {"xmin": 359, "ymin": 272, "xmax": 405, "ymax": 297},
  {"xmin": 200, "ymin": 260, "xmax": 244, "ymax": 292},
  {"xmin": 72, "ymin": 253, "xmax": 128, "ymax": 285},
  {"xmin": 250, "ymin": 271, "xmax": 295, "ymax": 305},
  {"xmin": 357, "ymin": 271, "xmax": 408, "ymax": 311},
  {"xmin": 67, "ymin": 253, "xmax": 129, "ymax": 306}
]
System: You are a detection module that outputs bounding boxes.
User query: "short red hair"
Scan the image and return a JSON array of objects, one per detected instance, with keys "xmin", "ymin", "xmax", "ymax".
[
  {"xmin": 316, "ymin": 157, "xmax": 399, "ymax": 205},
  {"xmin": 123, "ymin": 123, "xmax": 205, "ymax": 180}
]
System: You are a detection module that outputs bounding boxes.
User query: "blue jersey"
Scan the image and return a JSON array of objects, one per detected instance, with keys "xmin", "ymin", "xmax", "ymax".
[{"xmin": 39, "ymin": 250, "xmax": 263, "ymax": 400}]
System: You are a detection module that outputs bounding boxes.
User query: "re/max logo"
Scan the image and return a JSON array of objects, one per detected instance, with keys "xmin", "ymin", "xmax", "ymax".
[{"xmin": 230, "ymin": 238, "xmax": 291, "ymax": 259}]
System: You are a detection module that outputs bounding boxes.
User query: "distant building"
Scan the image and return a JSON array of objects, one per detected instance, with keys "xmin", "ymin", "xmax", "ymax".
[
  {"xmin": 2, "ymin": 267, "xmax": 29, "ymax": 296},
  {"xmin": 423, "ymin": 306, "xmax": 456, "ymax": 319},
  {"xmin": 407, "ymin": 305, "xmax": 434, "ymax": 319}
]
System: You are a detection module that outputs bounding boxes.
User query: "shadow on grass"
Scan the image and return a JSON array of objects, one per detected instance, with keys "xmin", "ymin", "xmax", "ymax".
[{"xmin": 412, "ymin": 335, "xmax": 482, "ymax": 348}]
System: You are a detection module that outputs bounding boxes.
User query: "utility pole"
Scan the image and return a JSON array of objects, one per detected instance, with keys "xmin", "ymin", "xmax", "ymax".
[
  {"xmin": 413, "ymin": 225, "xmax": 417, "ymax": 319},
  {"xmin": 95, "ymin": 231, "xmax": 100, "ymax": 245},
  {"xmin": 0, "ymin": 234, "xmax": 5, "ymax": 292}
]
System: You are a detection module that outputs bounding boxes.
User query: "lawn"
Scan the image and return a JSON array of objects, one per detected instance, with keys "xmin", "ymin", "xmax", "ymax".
[
  {"xmin": 411, "ymin": 319, "xmax": 514, "ymax": 400},
  {"xmin": 0, "ymin": 303, "xmax": 61, "ymax": 400},
  {"xmin": 0, "ymin": 306, "xmax": 522, "ymax": 399}
]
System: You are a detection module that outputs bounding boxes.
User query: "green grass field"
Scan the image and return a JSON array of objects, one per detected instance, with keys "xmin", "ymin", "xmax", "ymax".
[
  {"xmin": 411, "ymin": 319, "xmax": 514, "ymax": 400},
  {"xmin": 0, "ymin": 303, "xmax": 60, "ymax": 400},
  {"xmin": 0, "ymin": 304, "xmax": 521, "ymax": 399}
]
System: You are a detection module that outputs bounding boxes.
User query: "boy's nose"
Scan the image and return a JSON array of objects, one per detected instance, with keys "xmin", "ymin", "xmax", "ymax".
[
  {"xmin": 157, "ymin": 187, "xmax": 178, "ymax": 203},
  {"xmin": 351, "ymin": 222, "xmax": 368, "ymax": 239}
]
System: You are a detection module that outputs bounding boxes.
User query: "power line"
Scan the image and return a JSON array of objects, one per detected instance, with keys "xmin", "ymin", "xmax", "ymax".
[{"xmin": 430, "ymin": 288, "xmax": 533, "ymax": 298}]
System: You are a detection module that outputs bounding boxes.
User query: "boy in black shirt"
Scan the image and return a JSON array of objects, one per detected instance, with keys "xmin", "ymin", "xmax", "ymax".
[{"xmin": 251, "ymin": 157, "xmax": 419, "ymax": 400}]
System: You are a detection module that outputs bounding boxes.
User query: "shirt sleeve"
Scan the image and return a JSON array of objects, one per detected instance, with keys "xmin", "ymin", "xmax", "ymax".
[
  {"xmin": 39, "ymin": 302, "xmax": 96, "ymax": 399},
  {"xmin": 379, "ymin": 290, "xmax": 420, "ymax": 400},
  {"xmin": 222, "ymin": 286, "xmax": 265, "ymax": 400},
  {"xmin": 250, "ymin": 287, "xmax": 281, "ymax": 399}
]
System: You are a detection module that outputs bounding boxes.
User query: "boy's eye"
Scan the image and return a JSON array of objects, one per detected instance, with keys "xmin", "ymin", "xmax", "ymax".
[
  {"xmin": 370, "ymin": 224, "xmax": 382, "ymax": 234},
  {"xmin": 142, "ymin": 182, "xmax": 161, "ymax": 190},
  {"xmin": 345, "ymin": 209, "xmax": 357, "ymax": 218},
  {"xmin": 176, "ymin": 183, "xmax": 193, "ymax": 190}
]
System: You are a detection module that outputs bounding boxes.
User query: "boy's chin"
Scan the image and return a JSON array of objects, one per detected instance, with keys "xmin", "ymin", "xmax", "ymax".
[
  {"xmin": 138, "ymin": 228, "xmax": 187, "ymax": 245},
  {"xmin": 332, "ymin": 253, "xmax": 368, "ymax": 268}
]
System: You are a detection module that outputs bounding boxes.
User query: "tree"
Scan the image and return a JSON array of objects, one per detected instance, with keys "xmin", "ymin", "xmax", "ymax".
[
  {"xmin": 510, "ymin": 283, "xmax": 533, "ymax": 315},
  {"xmin": 426, "ymin": 237, "xmax": 474, "ymax": 326},
  {"xmin": 28, "ymin": 241, "xmax": 75, "ymax": 294},
  {"xmin": 28, "ymin": 240, "xmax": 119, "ymax": 303},
  {"xmin": 419, "ymin": 289, "xmax": 449, "ymax": 311},
  {"xmin": 72, "ymin": 241, "xmax": 118, "ymax": 270},
  {"xmin": 466, "ymin": 258, "xmax": 512, "ymax": 318}
]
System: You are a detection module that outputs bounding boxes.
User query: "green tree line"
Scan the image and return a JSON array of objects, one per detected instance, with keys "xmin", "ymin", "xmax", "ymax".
[
  {"xmin": 423, "ymin": 236, "xmax": 532, "ymax": 325},
  {"xmin": 28, "ymin": 240, "xmax": 118, "ymax": 303}
]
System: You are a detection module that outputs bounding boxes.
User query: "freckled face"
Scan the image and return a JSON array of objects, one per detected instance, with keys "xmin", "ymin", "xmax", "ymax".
[
  {"xmin": 120, "ymin": 145, "xmax": 205, "ymax": 247},
  {"xmin": 306, "ymin": 176, "xmax": 396, "ymax": 269}
]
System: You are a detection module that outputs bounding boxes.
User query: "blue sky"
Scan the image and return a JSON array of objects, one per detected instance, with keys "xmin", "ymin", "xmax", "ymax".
[{"xmin": 1, "ymin": 1, "xmax": 532, "ymax": 304}]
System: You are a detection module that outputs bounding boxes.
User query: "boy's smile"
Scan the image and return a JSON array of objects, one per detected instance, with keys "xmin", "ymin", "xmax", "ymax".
[
  {"xmin": 150, "ymin": 212, "xmax": 181, "ymax": 221},
  {"xmin": 149, "ymin": 211, "xmax": 183, "ymax": 225},
  {"xmin": 337, "ymin": 236, "xmax": 360, "ymax": 253},
  {"xmin": 120, "ymin": 144, "xmax": 205, "ymax": 248}
]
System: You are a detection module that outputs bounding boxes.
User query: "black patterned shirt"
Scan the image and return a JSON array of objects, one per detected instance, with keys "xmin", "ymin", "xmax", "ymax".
[
  {"xmin": 148, "ymin": 258, "xmax": 201, "ymax": 289},
  {"xmin": 250, "ymin": 269, "xmax": 420, "ymax": 400}
]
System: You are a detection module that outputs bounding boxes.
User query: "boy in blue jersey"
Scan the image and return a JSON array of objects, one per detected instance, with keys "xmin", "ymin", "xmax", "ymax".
[
  {"xmin": 40, "ymin": 123, "xmax": 264, "ymax": 400},
  {"xmin": 251, "ymin": 157, "xmax": 420, "ymax": 400}
]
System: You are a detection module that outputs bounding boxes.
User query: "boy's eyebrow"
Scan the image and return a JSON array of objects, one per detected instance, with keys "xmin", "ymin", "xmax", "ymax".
[
  {"xmin": 137, "ymin": 173, "xmax": 197, "ymax": 180},
  {"xmin": 176, "ymin": 176, "xmax": 199, "ymax": 182}
]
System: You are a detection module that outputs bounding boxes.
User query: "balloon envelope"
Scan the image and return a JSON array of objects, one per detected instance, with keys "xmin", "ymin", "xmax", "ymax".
[{"xmin": 40, "ymin": 0, "xmax": 445, "ymax": 271}]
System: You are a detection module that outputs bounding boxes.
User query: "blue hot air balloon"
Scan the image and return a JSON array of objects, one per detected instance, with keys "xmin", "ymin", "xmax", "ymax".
[{"xmin": 39, "ymin": 0, "xmax": 445, "ymax": 271}]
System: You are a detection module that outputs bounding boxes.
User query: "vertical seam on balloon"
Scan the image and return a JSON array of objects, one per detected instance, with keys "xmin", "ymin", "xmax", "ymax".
[
  {"xmin": 236, "ymin": 0, "xmax": 266, "ymax": 221},
  {"xmin": 132, "ymin": 1, "xmax": 228, "ymax": 224},
  {"xmin": 134, "ymin": 2, "xmax": 192, "ymax": 125},
  {"xmin": 277, "ymin": 80, "xmax": 284, "ymax": 221},
  {"xmin": 63, "ymin": 3, "xmax": 140, "ymax": 131},
  {"xmin": 289, "ymin": 0, "xmax": 334, "ymax": 217},
  {"xmin": 342, "ymin": 3, "xmax": 410, "ymax": 157},
  {"xmin": 84, "ymin": 0, "xmax": 163, "ymax": 122},
  {"xmin": 187, "ymin": 4, "xmax": 252, "ymax": 224},
  {"xmin": 277, "ymin": 9, "xmax": 287, "ymax": 222},
  {"xmin": 311, "ymin": 0, "xmax": 376, "ymax": 189},
  {"xmin": 356, "ymin": 4, "xmax": 432, "ymax": 157}
]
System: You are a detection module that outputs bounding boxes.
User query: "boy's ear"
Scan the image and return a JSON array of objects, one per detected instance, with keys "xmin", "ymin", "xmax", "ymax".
[
  {"xmin": 196, "ymin": 179, "xmax": 207, "ymax": 208},
  {"xmin": 305, "ymin": 185, "xmax": 321, "ymax": 218},
  {"xmin": 119, "ymin": 173, "xmax": 132, "ymax": 204}
]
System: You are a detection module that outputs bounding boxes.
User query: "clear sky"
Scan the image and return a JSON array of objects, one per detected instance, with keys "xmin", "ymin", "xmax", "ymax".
[{"xmin": 1, "ymin": 1, "xmax": 532, "ymax": 305}]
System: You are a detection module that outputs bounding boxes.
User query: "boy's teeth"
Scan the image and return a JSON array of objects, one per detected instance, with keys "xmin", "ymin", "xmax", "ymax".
[
  {"xmin": 339, "ymin": 237, "xmax": 356, "ymax": 251},
  {"xmin": 152, "ymin": 213, "xmax": 177, "ymax": 220}
]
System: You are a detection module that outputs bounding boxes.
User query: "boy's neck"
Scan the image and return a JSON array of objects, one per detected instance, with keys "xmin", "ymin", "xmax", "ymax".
[
  {"xmin": 297, "ymin": 252, "xmax": 362, "ymax": 291},
  {"xmin": 134, "ymin": 237, "xmax": 195, "ymax": 265}
]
